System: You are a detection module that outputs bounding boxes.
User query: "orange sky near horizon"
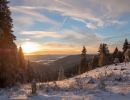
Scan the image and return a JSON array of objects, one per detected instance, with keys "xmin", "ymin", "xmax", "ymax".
[{"xmin": 22, "ymin": 44, "xmax": 115, "ymax": 55}]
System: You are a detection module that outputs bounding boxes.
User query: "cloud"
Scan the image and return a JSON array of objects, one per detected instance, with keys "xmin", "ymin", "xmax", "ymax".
[
  {"xmin": 40, "ymin": 42, "xmax": 99, "ymax": 54},
  {"xmin": 20, "ymin": 30, "xmax": 87, "ymax": 40},
  {"xmin": 7, "ymin": 0, "xmax": 130, "ymax": 54},
  {"xmin": 12, "ymin": 15, "xmax": 34, "ymax": 33},
  {"xmin": 14, "ymin": 15, "xmax": 33, "ymax": 25},
  {"xmin": 10, "ymin": 6, "xmax": 58, "ymax": 25},
  {"xmin": 18, "ymin": 28, "xmax": 103, "ymax": 54},
  {"xmin": 20, "ymin": 29, "xmax": 103, "ymax": 46},
  {"xmin": 86, "ymin": 23, "xmax": 98, "ymax": 29},
  {"xmin": 17, "ymin": 29, "xmax": 113, "ymax": 54},
  {"xmin": 60, "ymin": 29, "xmax": 103, "ymax": 46},
  {"xmin": 21, "ymin": 31, "xmax": 63, "ymax": 38},
  {"xmin": 43, "ymin": 42, "xmax": 79, "ymax": 50},
  {"xmin": 10, "ymin": 0, "xmax": 129, "ymax": 29}
]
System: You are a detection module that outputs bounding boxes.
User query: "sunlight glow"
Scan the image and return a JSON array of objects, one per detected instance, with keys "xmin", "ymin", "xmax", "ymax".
[{"xmin": 21, "ymin": 42, "xmax": 41, "ymax": 54}]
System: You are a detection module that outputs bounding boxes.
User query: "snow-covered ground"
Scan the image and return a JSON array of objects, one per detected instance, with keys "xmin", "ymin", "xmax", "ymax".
[{"xmin": 1, "ymin": 62, "xmax": 130, "ymax": 100}]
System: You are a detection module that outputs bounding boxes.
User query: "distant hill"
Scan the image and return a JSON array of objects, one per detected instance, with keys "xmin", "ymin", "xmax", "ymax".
[
  {"xmin": 25, "ymin": 54, "xmax": 67, "ymax": 64},
  {"xmin": 28, "ymin": 54, "xmax": 97, "ymax": 81},
  {"xmin": 49, "ymin": 54, "xmax": 96, "ymax": 77},
  {"xmin": 50, "ymin": 54, "xmax": 96, "ymax": 67}
]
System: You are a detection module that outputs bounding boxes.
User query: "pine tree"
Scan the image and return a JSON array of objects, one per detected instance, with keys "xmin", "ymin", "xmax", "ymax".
[
  {"xmin": 98, "ymin": 43, "xmax": 109, "ymax": 67},
  {"xmin": 0, "ymin": 0, "xmax": 16, "ymax": 48},
  {"xmin": 91, "ymin": 55, "xmax": 98, "ymax": 69},
  {"xmin": 98, "ymin": 44, "xmax": 109, "ymax": 55},
  {"xmin": 0, "ymin": 0, "xmax": 18, "ymax": 87},
  {"xmin": 123, "ymin": 39, "xmax": 129, "ymax": 54},
  {"xmin": 113, "ymin": 47, "xmax": 119, "ymax": 59},
  {"xmin": 17, "ymin": 46, "xmax": 26, "ymax": 83},
  {"xmin": 18, "ymin": 46, "xmax": 25, "ymax": 69},
  {"xmin": 27, "ymin": 60, "xmax": 33, "ymax": 82},
  {"xmin": 113, "ymin": 47, "xmax": 123, "ymax": 63},
  {"xmin": 124, "ymin": 44, "xmax": 130, "ymax": 62},
  {"xmin": 117, "ymin": 51, "xmax": 123, "ymax": 62},
  {"xmin": 80, "ymin": 46, "xmax": 88, "ymax": 73}
]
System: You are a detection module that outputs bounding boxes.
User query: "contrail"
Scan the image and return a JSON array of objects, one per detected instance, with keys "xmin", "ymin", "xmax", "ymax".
[{"xmin": 58, "ymin": 17, "xmax": 69, "ymax": 31}]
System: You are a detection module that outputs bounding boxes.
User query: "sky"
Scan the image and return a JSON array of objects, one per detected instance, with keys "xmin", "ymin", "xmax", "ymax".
[{"xmin": 9, "ymin": 0, "xmax": 130, "ymax": 55}]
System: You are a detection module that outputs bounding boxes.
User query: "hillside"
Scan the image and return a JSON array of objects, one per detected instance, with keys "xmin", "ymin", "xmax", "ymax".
[
  {"xmin": 25, "ymin": 55, "xmax": 66, "ymax": 64},
  {"xmin": 28, "ymin": 54, "xmax": 97, "ymax": 79},
  {"xmin": 0, "ymin": 62, "xmax": 130, "ymax": 100},
  {"xmin": 50, "ymin": 54, "xmax": 95, "ymax": 66},
  {"xmin": 49, "ymin": 54, "xmax": 96, "ymax": 76}
]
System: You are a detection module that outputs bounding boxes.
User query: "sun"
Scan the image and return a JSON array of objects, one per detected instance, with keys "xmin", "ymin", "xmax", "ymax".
[{"xmin": 21, "ymin": 42, "xmax": 41, "ymax": 54}]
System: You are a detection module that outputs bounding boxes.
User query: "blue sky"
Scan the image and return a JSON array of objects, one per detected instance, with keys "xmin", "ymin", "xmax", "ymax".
[{"xmin": 9, "ymin": 0, "xmax": 130, "ymax": 54}]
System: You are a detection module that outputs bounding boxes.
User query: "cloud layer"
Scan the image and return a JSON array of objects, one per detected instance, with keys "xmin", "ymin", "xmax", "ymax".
[
  {"xmin": 9, "ymin": 0, "xmax": 130, "ymax": 54},
  {"xmin": 10, "ymin": 0, "xmax": 130, "ymax": 29}
]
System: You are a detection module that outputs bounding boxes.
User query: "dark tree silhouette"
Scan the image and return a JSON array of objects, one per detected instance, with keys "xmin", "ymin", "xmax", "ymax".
[
  {"xmin": 91, "ymin": 55, "xmax": 99, "ymax": 69},
  {"xmin": 0, "ymin": 0, "xmax": 16, "ymax": 48},
  {"xmin": 124, "ymin": 44, "xmax": 130, "ymax": 61},
  {"xmin": 113, "ymin": 47, "xmax": 119, "ymax": 59},
  {"xmin": 112, "ymin": 47, "xmax": 123, "ymax": 63},
  {"xmin": 27, "ymin": 60, "xmax": 33, "ymax": 82},
  {"xmin": 79, "ymin": 46, "xmax": 88, "ymax": 73},
  {"xmin": 18, "ymin": 46, "xmax": 25, "ymax": 69},
  {"xmin": 98, "ymin": 43, "xmax": 109, "ymax": 67},
  {"xmin": 123, "ymin": 39, "xmax": 129, "ymax": 54},
  {"xmin": 0, "ymin": 0, "xmax": 18, "ymax": 87}
]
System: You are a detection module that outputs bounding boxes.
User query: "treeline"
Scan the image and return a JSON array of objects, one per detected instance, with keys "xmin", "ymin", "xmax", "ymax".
[{"xmin": 77, "ymin": 39, "xmax": 130, "ymax": 74}]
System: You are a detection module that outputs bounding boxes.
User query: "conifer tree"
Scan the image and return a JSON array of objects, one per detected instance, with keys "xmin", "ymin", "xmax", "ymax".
[
  {"xmin": 17, "ymin": 46, "xmax": 26, "ymax": 83},
  {"xmin": 27, "ymin": 60, "xmax": 33, "ymax": 82},
  {"xmin": 91, "ymin": 55, "xmax": 98, "ymax": 69},
  {"xmin": 123, "ymin": 39, "xmax": 129, "ymax": 54},
  {"xmin": 18, "ymin": 46, "xmax": 25, "ymax": 69},
  {"xmin": 80, "ymin": 46, "xmax": 88, "ymax": 73},
  {"xmin": 98, "ymin": 43, "xmax": 109, "ymax": 67},
  {"xmin": 112, "ymin": 47, "xmax": 123, "ymax": 63},
  {"xmin": 0, "ymin": 0, "xmax": 18, "ymax": 87},
  {"xmin": 124, "ymin": 44, "xmax": 130, "ymax": 62},
  {"xmin": 113, "ymin": 47, "xmax": 118, "ymax": 59},
  {"xmin": 0, "ymin": 0, "xmax": 16, "ymax": 48}
]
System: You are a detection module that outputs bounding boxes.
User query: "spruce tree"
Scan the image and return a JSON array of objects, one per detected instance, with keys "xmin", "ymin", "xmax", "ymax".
[
  {"xmin": 80, "ymin": 46, "xmax": 87, "ymax": 73},
  {"xmin": 0, "ymin": 0, "xmax": 18, "ymax": 87},
  {"xmin": 123, "ymin": 39, "xmax": 129, "ymax": 54},
  {"xmin": 0, "ymin": 0, "xmax": 16, "ymax": 48},
  {"xmin": 91, "ymin": 55, "xmax": 98, "ymax": 69},
  {"xmin": 124, "ymin": 44, "xmax": 130, "ymax": 62},
  {"xmin": 18, "ymin": 46, "xmax": 25, "ymax": 69},
  {"xmin": 17, "ymin": 46, "xmax": 26, "ymax": 83},
  {"xmin": 113, "ymin": 47, "xmax": 118, "ymax": 59},
  {"xmin": 98, "ymin": 43, "xmax": 109, "ymax": 67},
  {"xmin": 27, "ymin": 60, "xmax": 33, "ymax": 82},
  {"xmin": 113, "ymin": 47, "xmax": 123, "ymax": 63}
]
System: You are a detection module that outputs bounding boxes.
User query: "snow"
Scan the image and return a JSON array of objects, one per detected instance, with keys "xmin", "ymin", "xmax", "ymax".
[{"xmin": 0, "ymin": 62, "xmax": 130, "ymax": 100}]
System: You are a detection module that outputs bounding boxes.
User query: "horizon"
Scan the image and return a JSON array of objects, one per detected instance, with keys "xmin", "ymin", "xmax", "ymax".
[{"xmin": 9, "ymin": 0, "xmax": 130, "ymax": 55}]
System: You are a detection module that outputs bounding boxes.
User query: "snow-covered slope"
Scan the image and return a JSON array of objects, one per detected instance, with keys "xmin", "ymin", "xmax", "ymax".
[{"xmin": 1, "ymin": 62, "xmax": 130, "ymax": 100}]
